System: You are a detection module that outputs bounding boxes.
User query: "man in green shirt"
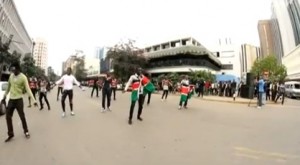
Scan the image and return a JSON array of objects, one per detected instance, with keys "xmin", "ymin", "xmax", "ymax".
[{"xmin": 2, "ymin": 62, "xmax": 38, "ymax": 142}]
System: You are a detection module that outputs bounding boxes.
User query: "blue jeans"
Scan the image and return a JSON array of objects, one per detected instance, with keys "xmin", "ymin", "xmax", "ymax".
[{"xmin": 258, "ymin": 92, "xmax": 263, "ymax": 107}]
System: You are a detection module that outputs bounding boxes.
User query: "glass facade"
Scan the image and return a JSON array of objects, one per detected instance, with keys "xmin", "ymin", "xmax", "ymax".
[{"xmin": 287, "ymin": 0, "xmax": 300, "ymax": 46}]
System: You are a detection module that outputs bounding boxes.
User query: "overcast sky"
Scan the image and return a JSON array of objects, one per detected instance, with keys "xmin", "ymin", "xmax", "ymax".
[{"xmin": 14, "ymin": 0, "xmax": 272, "ymax": 74}]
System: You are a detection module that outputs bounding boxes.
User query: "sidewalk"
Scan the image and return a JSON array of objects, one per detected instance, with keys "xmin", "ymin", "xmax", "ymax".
[{"xmin": 153, "ymin": 92, "xmax": 276, "ymax": 105}]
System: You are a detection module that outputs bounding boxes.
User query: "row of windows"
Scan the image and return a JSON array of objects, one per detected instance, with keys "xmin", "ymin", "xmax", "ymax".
[
  {"xmin": 0, "ymin": 0, "xmax": 32, "ymax": 54},
  {"xmin": 287, "ymin": 0, "xmax": 300, "ymax": 46},
  {"xmin": 147, "ymin": 58, "xmax": 220, "ymax": 71}
]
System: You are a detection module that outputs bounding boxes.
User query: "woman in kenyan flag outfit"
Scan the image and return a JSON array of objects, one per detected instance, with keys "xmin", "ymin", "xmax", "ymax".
[{"xmin": 123, "ymin": 68, "xmax": 155, "ymax": 125}]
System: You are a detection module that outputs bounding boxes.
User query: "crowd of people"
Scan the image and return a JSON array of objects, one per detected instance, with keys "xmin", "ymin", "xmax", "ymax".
[{"xmin": 2, "ymin": 64, "xmax": 197, "ymax": 143}]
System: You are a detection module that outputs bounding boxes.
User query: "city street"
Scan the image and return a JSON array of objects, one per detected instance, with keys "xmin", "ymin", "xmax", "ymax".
[{"xmin": 0, "ymin": 87, "xmax": 300, "ymax": 165}]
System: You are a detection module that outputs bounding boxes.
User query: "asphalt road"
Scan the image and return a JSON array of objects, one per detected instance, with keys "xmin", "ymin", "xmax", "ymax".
[{"xmin": 0, "ymin": 87, "xmax": 300, "ymax": 165}]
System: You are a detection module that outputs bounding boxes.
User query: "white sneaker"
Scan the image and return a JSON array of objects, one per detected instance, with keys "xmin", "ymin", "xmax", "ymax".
[
  {"xmin": 71, "ymin": 111, "xmax": 75, "ymax": 116},
  {"xmin": 178, "ymin": 106, "xmax": 182, "ymax": 110},
  {"xmin": 101, "ymin": 108, "xmax": 105, "ymax": 113},
  {"xmin": 257, "ymin": 106, "xmax": 261, "ymax": 109},
  {"xmin": 62, "ymin": 112, "xmax": 66, "ymax": 118},
  {"xmin": 107, "ymin": 107, "xmax": 111, "ymax": 111},
  {"xmin": 161, "ymin": 99, "xmax": 164, "ymax": 102}
]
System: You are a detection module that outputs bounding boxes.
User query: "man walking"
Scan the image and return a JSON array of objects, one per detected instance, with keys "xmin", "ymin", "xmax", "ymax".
[
  {"xmin": 55, "ymin": 67, "xmax": 83, "ymax": 117},
  {"xmin": 161, "ymin": 76, "xmax": 171, "ymax": 101},
  {"xmin": 179, "ymin": 75, "xmax": 190, "ymax": 109},
  {"xmin": 38, "ymin": 78, "xmax": 51, "ymax": 110},
  {"xmin": 2, "ymin": 62, "xmax": 38, "ymax": 142}
]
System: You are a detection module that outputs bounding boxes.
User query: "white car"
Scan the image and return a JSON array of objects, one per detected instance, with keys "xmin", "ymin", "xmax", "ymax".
[{"xmin": 0, "ymin": 81, "xmax": 9, "ymax": 115}]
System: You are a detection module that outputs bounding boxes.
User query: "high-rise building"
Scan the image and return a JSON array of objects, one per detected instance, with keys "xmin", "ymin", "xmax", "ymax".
[
  {"xmin": 0, "ymin": 0, "xmax": 32, "ymax": 55},
  {"xmin": 240, "ymin": 44, "xmax": 261, "ymax": 77},
  {"xmin": 271, "ymin": 0, "xmax": 296, "ymax": 56},
  {"xmin": 258, "ymin": 20, "xmax": 275, "ymax": 57},
  {"xmin": 33, "ymin": 38, "xmax": 48, "ymax": 74},
  {"xmin": 271, "ymin": 0, "xmax": 300, "ymax": 80},
  {"xmin": 95, "ymin": 47, "xmax": 111, "ymax": 73}
]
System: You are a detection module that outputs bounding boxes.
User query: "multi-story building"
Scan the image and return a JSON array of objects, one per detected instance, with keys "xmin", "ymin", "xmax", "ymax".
[
  {"xmin": 84, "ymin": 57, "xmax": 100, "ymax": 77},
  {"xmin": 240, "ymin": 44, "xmax": 261, "ymax": 79},
  {"xmin": 33, "ymin": 38, "xmax": 48, "ymax": 74},
  {"xmin": 143, "ymin": 37, "xmax": 222, "ymax": 76},
  {"xmin": 258, "ymin": 20, "xmax": 275, "ymax": 57},
  {"xmin": 210, "ymin": 38, "xmax": 242, "ymax": 80},
  {"xmin": 95, "ymin": 47, "xmax": 111, "ymax": 73},
  {"xmin": 270, "ymin": 0, "xmax": 300, "ymax": 80},
  {"xmin": 0, "ymin": 0, "xmax": 32, "ymax": 55}
]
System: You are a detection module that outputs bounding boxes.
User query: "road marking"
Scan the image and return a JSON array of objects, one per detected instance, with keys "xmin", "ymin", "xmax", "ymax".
[
  {"xmin": 234, "ymin": 153, "xmax": 260, "ymax": 160},
  {"xmin": 234, "ymin": 147, "xmax": 298, "ymax": 161}
]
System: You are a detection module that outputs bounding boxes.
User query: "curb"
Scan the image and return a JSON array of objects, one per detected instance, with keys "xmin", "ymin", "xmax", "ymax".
[{"xmin": 152, "ymin": 92, "xmax": 277, "ymax": 105}]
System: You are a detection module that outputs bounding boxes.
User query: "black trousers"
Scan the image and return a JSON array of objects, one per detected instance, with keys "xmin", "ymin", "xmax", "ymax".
[
  {"xmin": 129, "ymin": 94, "xmax": 145, "ymax": 120},
  {"xmin": 28, "ymin": 89, "xmax": 37, "ymax": 105},
  {"xmin": 61, "ymin": 90, "xmax": 73, "ymax": 112},
  {"xmin": 111, "ymin": 87, "xmax": 117, "ymax": 100},
  {"xmin": 57, "ymin": 87, "xmax": 63, "ymax": 100},
  {"xmin": 91, "ymin": 86, "xmax": 99, "ymax": 97},
  {"xmin": 161, "ymin": 90, "xmax": 169, "ymax": 99},
  {"xmin": 275, "ymin": 93, "xmax": 285, "ymax": 105},
  {"xmin": 102, "ymin": 88, "xmax": 111, "ymax": 109},
  {"xmin": 147, "ymin": 92, "xmax": 151, "ymax": 104},
  {"xmin": 198, "ymin": 88, "xmax": 204, "ymax": 97},
  {"xmin": 6, "ymin": 98, "xmax": 28, "ymax": 136},
  {"xmin": 39, "ymin": 92, "xmax": 50, "ymax": 109}
]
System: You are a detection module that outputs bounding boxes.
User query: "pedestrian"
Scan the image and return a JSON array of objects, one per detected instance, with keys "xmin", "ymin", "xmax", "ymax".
[
  {"xmin": 55, "ymin": 67, "xmax": 84, "ymax": 117},
  {"xmin": 2, "ymin": 62, "xmax": 38, "ymax": 142},
  {"xmin": 275, "ymin": 81, "xmax": 285, "ymax": 105},
  {"xmin": 101, "ymin": 73, "xmax": 112, "ymax": 112},
  {"xmin": 257, "ymin": 76, "xmax": 265, "ymax": 109},
  {"xmin": 38, "ymin": 78, "xmax": 51, "ymax": 110}
]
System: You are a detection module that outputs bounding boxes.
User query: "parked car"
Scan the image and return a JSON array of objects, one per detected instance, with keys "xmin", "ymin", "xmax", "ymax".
[
  {"xmin": 0, "ymin": 81, "xmax": 9, "ymax": 115},
  {"xmin": 285, "ymin": 81, "xmax": 300, "ymax": 98}
]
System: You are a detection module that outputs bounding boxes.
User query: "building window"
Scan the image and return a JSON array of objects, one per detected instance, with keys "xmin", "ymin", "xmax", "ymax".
[{"xmin": 221, "ymin": 64, "xmax": 233, "ymax": 70}]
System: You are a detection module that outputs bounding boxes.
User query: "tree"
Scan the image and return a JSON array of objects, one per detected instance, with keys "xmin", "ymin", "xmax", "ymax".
[
  {"xmin": 251, "ymin": 55, "xmax": 287, "ymax": 82},
  {"xmin": 107, "ymin": 39, "xmax": 147, "ymax": 82},
  {"xmin": 21, "ymin": 53, "xmax": 36, "ymax": 77},
  {"xmin": 188, "ymin": 70, "xmax": 216, "ymax": 83},
  {"xmin": 47, "ymin": 66, "xmax": 58, "ymax": 82},
  {"xmin": 74, "ymin": 57, "xmax": 87, "ymax": 81}
]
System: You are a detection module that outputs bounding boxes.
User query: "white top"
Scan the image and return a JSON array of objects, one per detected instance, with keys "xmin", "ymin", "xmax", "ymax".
[
  {"xmin": 181, "ymin": 79, "xmax": 189, "ymax": 86},
  {"xmin": 56, "ymin": 74, "xmax": 80, "ymax": 90},
  {"xmin": 124, "ymin": 74, "xmax": 143, "ymax": 95}
]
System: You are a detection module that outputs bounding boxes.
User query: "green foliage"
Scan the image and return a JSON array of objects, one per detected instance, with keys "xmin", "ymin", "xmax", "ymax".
[
  {"xmin": 74, "ymin": 57, "xmax": 87, "ymax": 81},
  {"xmin": 251, "ymin": 55, "xmax": 287, "ymax": 82},
  {"xmin": 47, "ymin": 66, "xmax": 58, "ymax": 82},
  {"xmin": 188, "ymin": 70, "xmax": 216, "ymax": 83},
  {"xmin": 21, "ymin": 53, "xmax": 36, "ymax": 77},
  {"xmin": 107, "ymin": 40, "xmax": 147, "ymax": 82}
]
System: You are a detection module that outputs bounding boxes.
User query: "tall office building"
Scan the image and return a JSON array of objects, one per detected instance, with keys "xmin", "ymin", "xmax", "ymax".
[
  {"xmin": 95, "ymin": 47, "xmax": 111, "ymax": 73},
  {"xmin": 258, "ymin": 20, "xmax": 275, "ymax": 58},
  {"xmin": 33, "ymin": 38, "xmax": 48, "ymax": 74},
  {"xmin": 240, "ymin": 44, "xmax": 261, "ymax": 76},
  {"xmin": 0, "ymin": 0, "xmax": 32, "ymax": 55},
  {"xmin": 271, "ymin": 0, "xmax": 296, "ymax": 56}
]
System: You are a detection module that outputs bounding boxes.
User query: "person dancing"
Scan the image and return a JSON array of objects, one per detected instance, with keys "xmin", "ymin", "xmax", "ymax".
[
  {"xmin": 38, "ymin": 78, "xmax": 51, "ymax": 110},
  {"xmin": 2, "ymin": 62, "xmax": 38, "ymax": 142},
  {"xmin": 55, "ymin": 67, "xmax": 83, "ymax": 117},
  {"xmin": 111, "ymin": 77, "xmax": 118, "ymax": 100},
  {"xmin": 178, "ymin": 75, "xmax": 190, "ymax": 110},
  {"xmin": 161, "ymin": 76, "xmax": 172, "ymax": 101},
  {"xmin": 101, "ymin": 73, "xmax": 112, "ymax": 112},
  {"xmin": 28, "ymin": 77, "xmax": 37, "ymax": 107},
  {"xmin": 123, "ymin": 68, "xmax": 155, "ymax": 125},
  {"xmin": 57, "ymin": 84, "xmax": 63, "ymax": 101}
]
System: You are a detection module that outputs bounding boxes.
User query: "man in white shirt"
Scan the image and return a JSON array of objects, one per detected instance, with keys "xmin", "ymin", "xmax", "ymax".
[{"xmin": 55, "ymin": 67, "xmax": 83, "ymax": 117}]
